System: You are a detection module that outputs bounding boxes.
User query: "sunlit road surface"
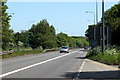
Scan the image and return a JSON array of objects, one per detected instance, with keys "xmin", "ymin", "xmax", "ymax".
[
  {"xmin": 1, "ymin": 48, "xmax": 119, "ymax": 79},
  {"xmin": 2, "ymin": 49, "xmax": 87, "ymax": 78}
]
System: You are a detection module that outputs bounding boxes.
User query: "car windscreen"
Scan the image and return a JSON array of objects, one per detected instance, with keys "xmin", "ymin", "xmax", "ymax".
[{"xmin": 61, "ymin": 47, "xmax": 68, "ymax": 49}]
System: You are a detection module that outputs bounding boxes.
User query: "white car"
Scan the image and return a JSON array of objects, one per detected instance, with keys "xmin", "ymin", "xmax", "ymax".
[{"xmin": 60, "ymin": 46, "xmax": 69, "ymax": 53}]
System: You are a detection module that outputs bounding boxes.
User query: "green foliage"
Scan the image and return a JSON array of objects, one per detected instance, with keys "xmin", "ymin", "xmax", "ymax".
[
  {"xmin": 37, "ymin": 46, "xmax": 43, "ymax": 52},
  {"xmin": 86, "ymin": 46, "xmax": 120, "ymax": 65},
  {"xmin": 1, "ymin": 2, "xmax": 14, "ymax": 50},
  {"xmin": 57, "ymin": 32, "xmax": 69, "ymax": 47},
  {"xmin": 29, "ymin": 19, "xmax": 57, "ymax": 49},
  {"xmin": 85, "ymin": 3, "xmax": 120, "ymax": 46},
  {"xmin": 92, "ymin": 46, "xmax": 102, "ymax": 55},
  {"xmin": 67, "ymin": 37, "xmax": 76, "ymax": 47},
  {"xmin": 14, "ymin": 30, "xmax": 28, "ymax": 47},
  {"xmin": 57, "ymin": 33, "xmax": 89, "ymax": 47},
  {"xmin": 2, "ymin": 49, "xmax": 43, "ymax": 59},
  {"xmin": 104, "ymin": 3, "xmax": 120, "ymax": 46}
]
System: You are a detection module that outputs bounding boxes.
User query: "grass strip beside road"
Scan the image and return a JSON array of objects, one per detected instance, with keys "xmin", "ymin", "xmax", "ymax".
[
  {"xmin": 86, "ymin": 50, "xmax": 119, "ymax": 66},
  {"xmin": 1, "ymin": 47, "xmax": 81, "ymax": 59},
  {"xmin": 1, "ymin": 50, "xmax": 43, "ymax": 59}
]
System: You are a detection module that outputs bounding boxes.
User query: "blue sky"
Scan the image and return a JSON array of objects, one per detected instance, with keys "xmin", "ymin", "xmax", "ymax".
[{"xmin": 6, "ymin": 2, "xmax": 118, "ymax": 36}]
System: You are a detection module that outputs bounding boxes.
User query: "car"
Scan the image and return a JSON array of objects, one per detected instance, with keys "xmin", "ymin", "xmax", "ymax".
[
  {"xmin": 60, "ymin": 46, "xmax": 69, "ymax": 53},
  {"xmin": 84, "ymin": 46, "xmax": 88, "ymax": 50}
]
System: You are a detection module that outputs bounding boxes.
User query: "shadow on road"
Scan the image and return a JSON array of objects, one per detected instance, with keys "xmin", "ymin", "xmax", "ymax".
[
  {"xmin": 75, "ymin": 57, "xmax": 85, "ymax": 59},
  {"xmin": 79, "ymin": 49, "xmax": 88, "ymax": 52},
  {"xmin": 60, "ymin": 70, "xmax": 120, "ymax": 79}
]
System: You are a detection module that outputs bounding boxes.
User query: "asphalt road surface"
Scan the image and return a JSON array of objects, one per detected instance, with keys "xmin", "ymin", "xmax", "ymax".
[{"xmin": 2, "ymin": 49, "xmax": 87, "ymax": 79}]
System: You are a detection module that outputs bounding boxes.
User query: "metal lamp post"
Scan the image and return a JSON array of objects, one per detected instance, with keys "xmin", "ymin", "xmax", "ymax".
[
  {"xmin": 102, "ymin": 0, "xmax": 105, "ymax": 54},
  {"xmin": 86, "ymin": 11, "xmax": 95, "ymax": 26},
  {"xmin": 86, "ymin": 11, "xmax": 96, "ymax": 47}
]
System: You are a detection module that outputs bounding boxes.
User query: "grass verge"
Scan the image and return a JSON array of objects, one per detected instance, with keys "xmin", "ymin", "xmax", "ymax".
[
  {"xmin": 86, "ymin": 47, "xmax": 120, "ymax": 65},
  {"xmin": 1, "ymin": 50, "xmax": 43, "ymax": 59},
  {"xmin": 1, "ymin": 47, "xmax": 80, "ymax": 59}
]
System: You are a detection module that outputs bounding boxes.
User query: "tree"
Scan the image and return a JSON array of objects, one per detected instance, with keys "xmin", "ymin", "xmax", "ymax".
[
  {"xmin": 57, "ymin": 32, "xmax": 68, "ymax": 47},
  {"xmin": 85, "ymin": 3, "xmax": 120, "ymax": 46},
  {"xmin": 14, "ymin": 30, "xmax": 28, "ymax": 47},
  {"xmin": 19, "ymin": 30, "xmax": 28, "ymax": 46},
  {"xmin": 29, "ymin": 19, "xmax": 57, "ymax": 49},
  {"xmin": 104, "ymin": 3, "xmax": 120, "ymax": 45},
  {"xmin": 14, "ymin": 32, "xmax": 20, "ymax": 46},
  {"xmin": 1, "ymin": 2, "xmax": 14, "ymax": 50}
]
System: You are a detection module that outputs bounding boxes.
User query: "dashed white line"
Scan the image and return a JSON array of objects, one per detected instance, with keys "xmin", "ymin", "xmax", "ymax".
[
  {"xmin": 76, "ymin": 60, "xmax": 86, "ymax": 78},
  {"xmin": 0, "ymin": 50, "xmax": 79, "ymax": 78}
]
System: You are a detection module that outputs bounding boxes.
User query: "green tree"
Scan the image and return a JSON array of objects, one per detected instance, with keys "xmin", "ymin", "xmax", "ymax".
[
  {"xmin": 29, "ymin": 19, "xmax": 57, "ymax": 49},
  {"xmin": 19, "ymin": 30, "xmax": 28, "ymax": 47},
  {"xmin": 104, "ymin": 3, "xmax": 120, "ymax": 45},
  {"xmin": 1, "ymin": 2, "xmax": 14, "ymax": 50},
  {"xmin": 85, "ymin": 3, "xmax": 120, "ymax": 46},
  {"xmin": 14, "ymin": 30, "xmax": 28, "ymax": 47},
  {"xmin": 57, "ymin": 32, "xmax": 69, "ymax": 47},
  {"xmin": 14, "ymin": 32, "xmax": 20, "ymax": 46}
]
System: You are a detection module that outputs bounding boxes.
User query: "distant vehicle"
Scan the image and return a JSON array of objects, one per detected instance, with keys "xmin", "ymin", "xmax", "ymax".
[
  {"xmin": 60, "ymin": 46, "xmax": 69, "ymax": 53},
  {"xmin": 84, "ymin": 46, "xmax": 88, "ymax": 50}
]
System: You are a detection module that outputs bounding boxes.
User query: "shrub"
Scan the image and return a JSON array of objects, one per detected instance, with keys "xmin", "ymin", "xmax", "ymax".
[
  {"xmin": 86, "ymin": 46, "xmax": 120, "ymax": 65},
  {"xmin": 93, "ymin": 46, "xmax": 101, "ymax": 55},
  {"xmin": 37, "ymin": 46, "xmax": 43, "ymax": 52}
]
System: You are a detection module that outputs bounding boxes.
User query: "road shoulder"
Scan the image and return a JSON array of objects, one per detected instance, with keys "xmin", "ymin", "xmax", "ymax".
[{"xmin": 77, "ymin": 58, "xmax": 120, "ymax": 79}]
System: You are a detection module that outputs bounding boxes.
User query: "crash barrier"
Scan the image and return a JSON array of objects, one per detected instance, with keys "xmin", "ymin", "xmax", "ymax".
[
  {"xmin": 0, "ymin": 49, "xmax": 14, "ymax": 55},
  {"xmin": 43, "ymin": 48, "xmax": 59, "ymax": 52}
]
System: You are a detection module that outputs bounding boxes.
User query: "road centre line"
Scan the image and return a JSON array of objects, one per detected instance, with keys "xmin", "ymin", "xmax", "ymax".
[{"xmin": 0, "ymin": 50, "xmax": 79, "ymax": 78}]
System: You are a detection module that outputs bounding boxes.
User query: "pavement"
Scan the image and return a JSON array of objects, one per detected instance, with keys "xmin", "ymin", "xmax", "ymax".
[
  {"xmin": 1, "ymin": 48, "xmax": 120, "ymax": 80},
  {"xmin": 75, "ymin": 59, "xmax": 120, "ymax": 79}
]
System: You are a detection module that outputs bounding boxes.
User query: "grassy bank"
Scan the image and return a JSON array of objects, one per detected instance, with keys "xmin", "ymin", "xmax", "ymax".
[
  {"xmin": 1, "ymin": 47, "xmax": 81, "ymax": 59},
  {"xmin": 5, "ymin": 47, "xmax": 32, "ymax": 51},
  {"xmin": 2, "ymin": 49, "xmax": 43, "ymax": 59},
  {"xmin": 86, "ymin": 46, "xmax": 120, "ymax": 65}
]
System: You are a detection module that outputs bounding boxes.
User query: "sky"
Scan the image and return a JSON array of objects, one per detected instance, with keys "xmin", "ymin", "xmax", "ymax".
[{"xmin": 6, "ymin": 1, "xmax": 119, "ymax": 36}]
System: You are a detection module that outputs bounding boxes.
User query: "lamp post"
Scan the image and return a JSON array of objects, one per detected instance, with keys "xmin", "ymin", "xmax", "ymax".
[
  {"xmin": 102, "ymin": 0, "xmax": 105, "ymax": 54},
  {"xmin": 86, "ymin": 11, "xmax": 96, "ymax": 47},
  {"xmin": 8, "ymin": 13, "xmax": 14, "ymax": 15},
  {"xmin": 86, "ymin": 11, "xmax": 95, "ymax": 26},
  {"xmin": 96, "ymin": 0, "xmax": 98, "ymax": 27},
  {"xmin": 0, "ymin": 2, "xmax": 2, "ymax": 52}
]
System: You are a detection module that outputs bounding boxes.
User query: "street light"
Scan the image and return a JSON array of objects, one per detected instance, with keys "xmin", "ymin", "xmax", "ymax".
[
  {"xmin": 96, "ymin": 0, "xmax": 98, "ymax": 27},
  {"xmin": 102, "ymin": 0, "xmax": 105, "ymax": 54},
  {"xmin": 86, "ymin": 11, "xmax": 96, "ymax": 46},
  {"xmin": 8, "ymin": 13, "xmax": 14, "ymax": 15},
  {"xmin": 87, "ymin": 20, "xmax": 92, "ymax": 22},
  {"xmin": 28, "ymin": 21, "xmax": 35, "ymax": 30},
  {"xmin": 8, "ymin": 13, "xmax": 15, "ymax": 17},
  {"xmin": 86, "ymin": 11, "xmax": 95, "ymax": 26}
]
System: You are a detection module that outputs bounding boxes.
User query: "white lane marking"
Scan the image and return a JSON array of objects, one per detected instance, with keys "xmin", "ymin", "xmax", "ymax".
[
  {"xmin": 0, "ymin": 51, "xmax": 79, "ymax": 78},
  {"xmin": 76, "ymin": 60, "xmax": 86, "ymax": 78}
]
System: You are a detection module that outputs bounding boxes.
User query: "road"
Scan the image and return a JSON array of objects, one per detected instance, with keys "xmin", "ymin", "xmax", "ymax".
[
  {"xmin": 1, "ymin": 48, "xmax": 119, "ymax": 80},
  {"xmin": 2, "ymin": 49, "xmax": 87, "ymax": 79}
]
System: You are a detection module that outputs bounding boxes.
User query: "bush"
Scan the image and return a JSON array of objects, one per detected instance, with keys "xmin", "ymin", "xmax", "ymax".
[
  {"xmin": 92, "ymin": 46, "xmax": 102, "ymax": 55},
  {"xmin": 37, "ymin": 46, "xmax": 43, "ymax": 52},
  {"xmin": 86, "ymin": 46, "xmax": 120, "ymax": 65}
]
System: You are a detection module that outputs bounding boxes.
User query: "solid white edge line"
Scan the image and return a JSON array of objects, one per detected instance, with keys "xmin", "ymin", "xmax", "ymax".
[
  {"xmin": 76, "ymin": 60, "xmax": 86, "ymax": 79},
  {"xmin": 0, "ymin": 50, "xmax": 79, "ymax": 78}
]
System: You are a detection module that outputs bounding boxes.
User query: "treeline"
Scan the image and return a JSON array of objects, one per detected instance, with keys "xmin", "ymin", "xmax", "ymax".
[
  {"xmin": 13, "ymin": 19, "xmax": 89, "ymax": 49},
  {"xmin": 85, "ymin": 3, "xmax": 120, "ymax": 46},
  {"xmin": 1, "ymin": 2, "xmax": 89, "ymax": 50}
]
